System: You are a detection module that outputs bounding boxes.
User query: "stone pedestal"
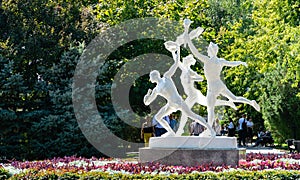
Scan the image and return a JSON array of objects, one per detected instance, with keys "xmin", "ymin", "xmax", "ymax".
[
  {"xmin": 149, "ymin": 136, "xmax": 237, "ymax": 149},
  {"xmin": 139, "ymin": 136, "xmax": 245, "ymax": 166}
]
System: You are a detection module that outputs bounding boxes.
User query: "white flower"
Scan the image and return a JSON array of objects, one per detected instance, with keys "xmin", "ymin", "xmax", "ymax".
[
  {"xmin": 69, "ymin": 160, "xmax": 88, "ymax": 167},
  {"xmin": 1, "ymin": 165, "xmax": 23, "ymax": 175}
]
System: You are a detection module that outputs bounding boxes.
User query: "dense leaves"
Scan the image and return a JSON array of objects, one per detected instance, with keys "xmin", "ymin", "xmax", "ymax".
[
  {"xmin": 0, "ymin": 0, "xmax": 103, "ymax": 160},
  {"xmin": 0, "ymin": 0, "xmax": 299, "ymax": 160},
  {"xmin": 223, "ymin": 0, "xmax": 300, "ymax": 141}
]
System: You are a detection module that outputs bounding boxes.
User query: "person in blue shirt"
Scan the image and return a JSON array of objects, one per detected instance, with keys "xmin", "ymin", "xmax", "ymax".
[
  {"xmin": 169, "ymin": 114, "xmax": 179, "ymax": 132},
  {"xmin": 152, "ymin": 115, "xmax": 170, "ymax": 137}
]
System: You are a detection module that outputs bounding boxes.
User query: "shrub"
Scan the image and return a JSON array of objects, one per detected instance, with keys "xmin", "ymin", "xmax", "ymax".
[{"xmin": 10, "ymin": 170, "xmax": 300, "ymax": 180}]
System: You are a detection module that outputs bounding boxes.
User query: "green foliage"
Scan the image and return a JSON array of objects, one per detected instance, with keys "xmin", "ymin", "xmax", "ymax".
[
  {"xmin": 0, "ymin": 56, "xmax": 32, "ymax": 159},
  {"xmin": 217, "ymin": 0, "xmax": 300, "ymax": 141},
  {"xmin": 0, "ymin": 168, "xmax": 11, "ymax": 180},
  {"xmin": 1, "ymin": 0, "xmax": 300, "ymax": 159},
  {"xmin": 258, "ymin": 64, "xmax": 300, "ymax": 142},
  {"xmin": 0, "ymin": 0, "xmax": 102, "ymax": 159},
  {"xmin": 29, "ymin": 43, "xmax": 100, "ymax": 159}
]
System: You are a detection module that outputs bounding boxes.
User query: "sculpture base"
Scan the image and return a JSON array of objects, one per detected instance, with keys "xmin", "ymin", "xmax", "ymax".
[
  {"xmin": 149, "ymin": 136, "xmax": 237, "ymax": 149},
  {"xmin": 139, "ymin": 136, "xmax": 245, "ymax": 166},
  {"xmin": 139, "ymin": 147, "xmax": 245, "ymax": 166}
]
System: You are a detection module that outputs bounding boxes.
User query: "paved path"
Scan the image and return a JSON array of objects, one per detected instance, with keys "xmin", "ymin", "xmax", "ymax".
[{"xmin": 245, "ymin": 146, "xmax": 287, "ymax": 155}]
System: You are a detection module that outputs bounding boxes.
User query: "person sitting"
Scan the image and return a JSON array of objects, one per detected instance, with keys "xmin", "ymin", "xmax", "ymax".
[
  {"xmin": 253, "ymin": 130, "xmax": 274, "ymax": 147},
  {"xmin": 262, "ymin": 131, "xmax": 274, "ymax": 146},
  {"xmin": 253, "ymin": 130, "xmax": 266, "ymax": 147}
]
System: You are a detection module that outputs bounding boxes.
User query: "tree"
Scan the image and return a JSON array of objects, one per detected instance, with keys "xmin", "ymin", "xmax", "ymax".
[
  {"xmin": 0, "ymin": 0, "xmax": 103, "ymax": 159},
  {"xmin": 1, "ymin": 0, "xmax": 299, "ymax": 160},
  {"xmin": 0, "ymin": 56, "xmax": 31, "ymax": 159},
  {"xmin": 29, "ymin": 43, "xmax": 100, "ymax": 159},
  {"xmin": 221, "ymin": 0, "xmax": 300, "ymax": 142}
]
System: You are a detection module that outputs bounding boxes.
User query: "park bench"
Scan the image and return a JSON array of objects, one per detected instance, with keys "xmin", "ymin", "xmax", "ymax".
[
  {"xmin": 262, "ymin": 135, "xmax": 274, "ymax": 147},
  {"xmin": 259, "ymin": 131, "xmax": 274, "ymax": 147}
]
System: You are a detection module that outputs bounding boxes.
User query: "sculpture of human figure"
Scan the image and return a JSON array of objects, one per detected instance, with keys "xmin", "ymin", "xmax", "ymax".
[
  {"xmin": 144, "ymin": 42, "xmax": 215, "ymax": 137},
  {"xmin": 185, "ymin": 21, "xmax": 260, "ymax": 129},
  {"xmin": 175, "ymin": 54, "xmax": 237, "ymax": 136},
  {"xmin": 176, "ymin": 19, "xmax": 204, "ymax": 48}
]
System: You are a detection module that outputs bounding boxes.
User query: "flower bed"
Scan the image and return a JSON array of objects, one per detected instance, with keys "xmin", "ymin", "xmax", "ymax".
[{"xmin": 1, "ymin": 153, "xmax": 300, "ymax": 179}]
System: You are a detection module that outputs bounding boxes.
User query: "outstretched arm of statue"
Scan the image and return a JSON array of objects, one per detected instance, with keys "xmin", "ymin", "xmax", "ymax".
[
  {"xmin": 177, "ymin": 61, "xmax": 185, "ymax": 73},
  {"xmin": 186, "ymin": 35, "xmax": 208, "ymax": 64},
  {"xmin": 190, "ymin": 71, "xmax": 204, "ymax": 82},
  {"xmin": 164, "ymin": 40, "xmax": 180, "ymax": 78},
  {"xmin": 220, "ymin": 58, "xmax": 248, "ymax": 67},
  {"xmin": 164, "ymin": 51, "xmax": 180, "ymax": 78},
  {"xmin": 144, "ymin": 89, "xmax": 157, "ymax": 106}
]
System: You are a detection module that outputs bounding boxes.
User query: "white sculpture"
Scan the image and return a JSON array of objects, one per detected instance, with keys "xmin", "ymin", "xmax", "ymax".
[
  {"xmin": 176, "ymin": 19, "xmax": 203, "ymax": 47},
  {"xmin": 144, "ymin": 42, "xmax": 215, "ymax": 137},
  {"xmin": 175, "ymin": 54, "xmax": 237, "ymax": 136},
  {"xmin": 144, "ymin": 19, "xmax": 260, "ymax": 137},
  {"xmin": 185, "ymin": 21, "xmax": 260, "ymax": 129}
]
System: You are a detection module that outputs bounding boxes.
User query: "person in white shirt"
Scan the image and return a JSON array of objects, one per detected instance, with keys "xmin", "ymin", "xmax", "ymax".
[
  {"xmin": 246, "ymin": 117, "xmax": 254, "ymax": 144},
  {"xmin": 238, "ymin": 114, "xmax": 248, "ymax": 146},
  {"xmin": 253, "ymin": 130, "xmax": 264, "ymax": 147}
]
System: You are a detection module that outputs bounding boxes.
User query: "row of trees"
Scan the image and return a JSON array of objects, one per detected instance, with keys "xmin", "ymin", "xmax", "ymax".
[{"xmin": 0, "ymin": 0, "xmax": 299, "ymax": 160}]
